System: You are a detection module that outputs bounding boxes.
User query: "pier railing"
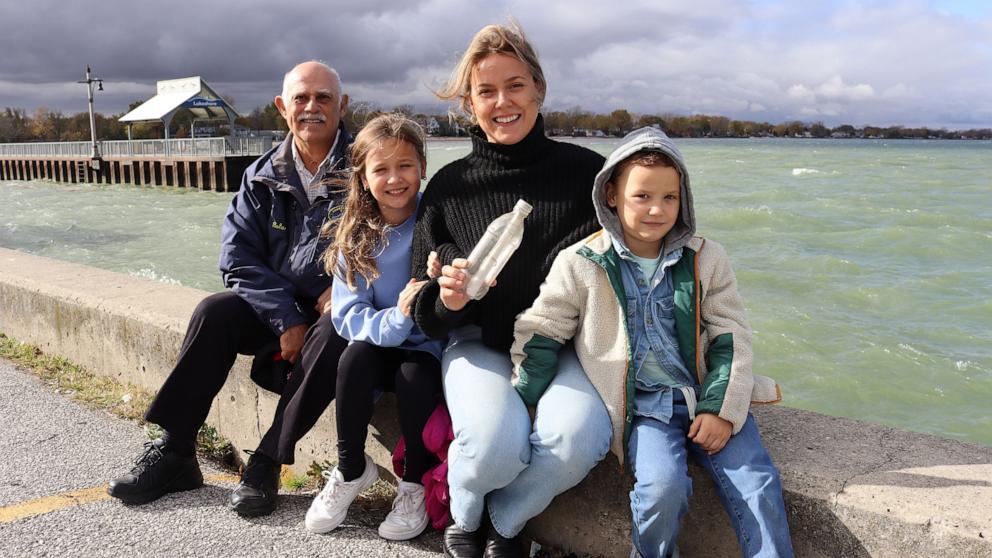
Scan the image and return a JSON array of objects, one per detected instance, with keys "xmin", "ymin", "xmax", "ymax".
[{"xmin": 0, "ymin": 137, "xmax": 276, "ymax": 159}]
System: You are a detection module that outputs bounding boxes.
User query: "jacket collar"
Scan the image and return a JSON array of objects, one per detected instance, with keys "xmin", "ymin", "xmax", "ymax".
[{"xmin": 254, "ymin": 123, "xmax": 352, "ymax": 206}]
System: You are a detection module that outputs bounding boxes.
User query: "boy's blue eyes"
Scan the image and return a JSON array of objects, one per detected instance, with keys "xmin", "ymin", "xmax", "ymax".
[{"xmin": 632, "ymin": 193, "xmax": 678, "ymax": 200}]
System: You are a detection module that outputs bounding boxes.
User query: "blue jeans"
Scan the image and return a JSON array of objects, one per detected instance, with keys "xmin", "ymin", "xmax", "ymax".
[
  {"xmin": 628, "ymin": 393, "xmax": 794, "ymax": 558},
  {"xmin": 442, "ymin": 326, "xmax": 612, "ymax": 537}
]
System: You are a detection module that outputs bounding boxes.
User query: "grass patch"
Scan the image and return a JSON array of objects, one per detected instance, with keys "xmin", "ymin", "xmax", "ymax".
[
  {"xmin": 0, "ymin": 332, "xmax": 235, "ymax": 470},
  {"xmin": 306, "ymin": 459, "xmax": 336, "ymax": 485},
  {"xmin": 281, "ymin": 471, "xmax": 312, "ymax": 491}
]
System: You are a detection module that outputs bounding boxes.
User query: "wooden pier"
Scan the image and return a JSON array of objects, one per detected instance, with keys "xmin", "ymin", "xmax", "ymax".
[{"xmin": 0, "ymin": 137, "xmax": 274, "ymax": 192}]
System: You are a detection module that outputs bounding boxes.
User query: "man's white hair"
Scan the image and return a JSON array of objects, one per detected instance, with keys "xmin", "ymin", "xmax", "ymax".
[{"xmin": 281, "ymin": 60, "xmax": 343, "ymax": 98}]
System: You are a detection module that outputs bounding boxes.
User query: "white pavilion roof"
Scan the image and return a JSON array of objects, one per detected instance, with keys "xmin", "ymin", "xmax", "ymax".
[{"xmin": 119, "ymin": 76, "xmax": 240, "ymax": 123}]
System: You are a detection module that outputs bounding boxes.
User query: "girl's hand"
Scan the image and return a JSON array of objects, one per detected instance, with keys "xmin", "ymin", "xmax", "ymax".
[
  {"xmin": 438, "ymin": 258, "xmax": 471, "ymax": 311},
  {"xmin": 688, "ymin": 413, "xmax": 732, "ymax": 455},
  {"xmin": 315, "ymin": 285, "xmax": 333, "ymax": 316},
  {"xmin": 398, "ymin": 279, "xmax": 427, "ymax": 317},
  {"xmin": 426, "ymin": 251, "xmax": 441, "ymax": 279}
]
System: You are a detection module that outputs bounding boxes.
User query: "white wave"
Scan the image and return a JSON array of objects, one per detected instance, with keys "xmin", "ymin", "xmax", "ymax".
[
  {"xmin": 128, "ymin": 268, "xmax": 183, "ymax": 286},
  {"xmin": 792, "ymin": 168, "xmax": 820, "ymax": 176},
  {"xmin": 898, "ymin": 343, "xmax": 926, "ymax": 357}
]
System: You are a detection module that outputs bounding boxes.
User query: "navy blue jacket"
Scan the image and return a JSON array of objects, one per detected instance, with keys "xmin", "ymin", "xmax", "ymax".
[{"xmin": 219, "ymin": 125, "xmax": 352, "ymax": 335}]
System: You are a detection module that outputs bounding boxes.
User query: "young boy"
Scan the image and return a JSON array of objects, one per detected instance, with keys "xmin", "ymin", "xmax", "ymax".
[{"xmin": 510, "ymin": 127, "xmax": 794, "ymax": 557}]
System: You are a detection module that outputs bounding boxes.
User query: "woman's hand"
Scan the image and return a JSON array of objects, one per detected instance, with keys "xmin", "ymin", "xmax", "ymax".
[
  {"xmin": 398, "ymin": 279, "xmax": 428, "ymax": 317},
  {"xmin": 426, "ymin": 250, "xmax": 441, "ymax": 279},
  {"xmin": 688, "ymin": 413, "xmax": 732, "ymax": 455},
  {"xmin": 438, "ymin": 258, "xmax": 471, "ymax": 311}
]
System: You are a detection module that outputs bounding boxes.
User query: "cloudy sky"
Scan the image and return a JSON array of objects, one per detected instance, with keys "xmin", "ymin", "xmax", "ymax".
[{"xmin": 1, "ymin": 0, "xmax": 990, "ymax": 129}]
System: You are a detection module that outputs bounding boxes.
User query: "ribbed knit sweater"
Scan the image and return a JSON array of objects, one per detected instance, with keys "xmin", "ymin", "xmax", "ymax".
[{"xmin": 411, "ymin": 115, "xmax": 605, "ymax": 352}]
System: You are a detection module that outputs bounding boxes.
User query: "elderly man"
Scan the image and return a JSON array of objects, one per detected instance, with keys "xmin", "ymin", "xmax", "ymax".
[{"xmin": 108, "ymin": 61, "xmax": 351, "ymax": 517}]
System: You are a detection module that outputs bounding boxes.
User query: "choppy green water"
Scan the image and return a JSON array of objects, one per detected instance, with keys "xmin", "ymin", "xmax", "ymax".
[{"xmin": 2, "ymin": 138, "xmax": 990, "ymax": 446}]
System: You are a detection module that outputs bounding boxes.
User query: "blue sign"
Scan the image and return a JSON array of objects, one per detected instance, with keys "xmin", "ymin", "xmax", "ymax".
[{"xmin": 183, "ymin": 96, "xmax": 224, "ymax": 108}]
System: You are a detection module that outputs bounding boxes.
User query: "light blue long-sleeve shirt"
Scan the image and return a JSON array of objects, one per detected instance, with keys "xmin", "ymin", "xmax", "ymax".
[{"xmin": 330, "ymin": 195, "xmax": 445, "ymax": 360}]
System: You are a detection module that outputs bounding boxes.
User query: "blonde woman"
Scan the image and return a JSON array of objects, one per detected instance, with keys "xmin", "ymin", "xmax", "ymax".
[{"xmin": 411, "ymin": 24, "xmax": 611, "ymax": 558}]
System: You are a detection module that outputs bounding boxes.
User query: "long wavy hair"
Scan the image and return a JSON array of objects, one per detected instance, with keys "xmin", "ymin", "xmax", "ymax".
[{"xmin": 320, "ymin": 112, "xmax": 427, "ymax": 291}]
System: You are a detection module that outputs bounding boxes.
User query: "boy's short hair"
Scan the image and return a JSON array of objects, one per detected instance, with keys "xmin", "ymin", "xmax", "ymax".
[{"xmin": 609, "ymin": 150, "xmax": 679, "ymax": 184}]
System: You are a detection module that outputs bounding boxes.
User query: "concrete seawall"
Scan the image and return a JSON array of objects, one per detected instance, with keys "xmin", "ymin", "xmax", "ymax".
[{"xmin": 1, "ymin": 246, "xmax": 989, "ymax": 557}]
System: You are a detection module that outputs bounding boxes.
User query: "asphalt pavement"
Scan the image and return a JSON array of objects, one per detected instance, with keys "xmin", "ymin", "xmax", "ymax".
[{"xmin": 0, "ymin": 358, "xmax": 445, "ymax": 557}]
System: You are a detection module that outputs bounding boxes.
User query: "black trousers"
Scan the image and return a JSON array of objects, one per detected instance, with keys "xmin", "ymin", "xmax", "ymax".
[
  {"xmin": 336, "ymin": 341, "xmax": 442, "ymax": 483},
  {"xmin": 144, "ymin": 291, "xmax": 347, "ymax": 464}
]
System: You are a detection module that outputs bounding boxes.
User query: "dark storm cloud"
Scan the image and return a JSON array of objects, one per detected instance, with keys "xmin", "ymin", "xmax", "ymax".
[{"xmin": 0, "ymin": 0, "xmax": 990, "ymax": 128}]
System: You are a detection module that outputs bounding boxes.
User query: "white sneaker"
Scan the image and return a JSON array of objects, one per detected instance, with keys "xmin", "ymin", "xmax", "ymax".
[
  {"xmin": 377, "ymin": 481, "xmax": 429, "ymax": 541},
  {"xmin": 304, "ymin": 454, "xmax": 378, "ymax": 533}
]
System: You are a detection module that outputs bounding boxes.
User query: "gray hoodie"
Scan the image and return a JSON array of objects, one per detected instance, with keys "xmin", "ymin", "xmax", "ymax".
[{"xmin": 591, "ymin": 127, "xmax": 696, "ymax": 258}]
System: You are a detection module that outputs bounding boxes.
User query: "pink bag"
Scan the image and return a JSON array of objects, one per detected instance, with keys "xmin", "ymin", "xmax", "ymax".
[{"xmin": 391, "ymin": 402, "xmax": 454, "ymax": 530}]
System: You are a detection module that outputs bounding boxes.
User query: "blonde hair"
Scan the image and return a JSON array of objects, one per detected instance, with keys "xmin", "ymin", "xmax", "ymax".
[
  {"xmin": 320, "ymin": 113, "xmax": 427, "ymax": 291},
  {"xmin": 436, "ymin": 22, "xmax": 546, "ymax": 119}
]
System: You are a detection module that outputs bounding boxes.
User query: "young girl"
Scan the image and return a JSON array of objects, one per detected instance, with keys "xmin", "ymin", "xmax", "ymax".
[{"xmin": 304, "ymin": 113, "xmax": 444, "ymax": 542}]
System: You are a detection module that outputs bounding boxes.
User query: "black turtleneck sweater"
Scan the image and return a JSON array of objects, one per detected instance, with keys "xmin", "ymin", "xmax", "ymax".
[{"xmin": 411, "ymin": 115, "xmax": 605, "ymax": 352}]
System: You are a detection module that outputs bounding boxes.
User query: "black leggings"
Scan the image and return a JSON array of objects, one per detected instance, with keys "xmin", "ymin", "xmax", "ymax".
[{"xmin": 336, "ymin": 341, "xmax": 442, "ymax": 483}]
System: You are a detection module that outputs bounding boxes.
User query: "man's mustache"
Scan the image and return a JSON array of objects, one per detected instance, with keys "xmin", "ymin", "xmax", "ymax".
[{"xmin": 297, "ymin": 113, "xmax": 326, "ymax": 122}]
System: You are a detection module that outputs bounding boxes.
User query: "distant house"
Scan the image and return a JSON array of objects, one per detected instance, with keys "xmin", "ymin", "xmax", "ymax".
[{"xmin": 426, "ymin": 117, "xmax": 441, "ymax": 136}]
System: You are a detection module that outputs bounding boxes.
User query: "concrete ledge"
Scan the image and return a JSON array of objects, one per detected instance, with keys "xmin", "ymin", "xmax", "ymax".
[{"xmin": 1, "ymin": 246, "xmax": 990, "ymax": 557}]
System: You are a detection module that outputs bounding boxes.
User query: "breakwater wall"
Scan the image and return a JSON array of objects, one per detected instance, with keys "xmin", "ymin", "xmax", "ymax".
[
  {"xmin": 0, "ymin": 246, "xmax": 989, "ymax": 557},
  {"xmin": 0, "ymin": 154, "xmax": 253, "ymax": 191},
  {"xmin": 0, "ymin": 138, "xmax": 270, "ymax": 190}
]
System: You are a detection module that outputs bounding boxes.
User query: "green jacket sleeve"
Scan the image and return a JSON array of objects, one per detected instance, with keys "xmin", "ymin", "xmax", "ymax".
[{"xmin": 510, "ymin": 249, "xmax": 584, "ymax": 405}]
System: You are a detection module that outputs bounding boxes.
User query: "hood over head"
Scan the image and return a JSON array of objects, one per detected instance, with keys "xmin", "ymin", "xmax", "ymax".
[{"xmin": 592, "ymin": 127, "xmax": 695, "ymax": 258}]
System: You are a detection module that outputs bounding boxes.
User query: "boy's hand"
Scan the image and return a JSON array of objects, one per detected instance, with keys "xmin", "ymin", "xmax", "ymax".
[
  {"xmin": 688, "ymin": 413, "xmax": 732, "ymax": 455},
  {"xmin": 438, "ymin": 258, "xmax": 471, "ymax": 311}
]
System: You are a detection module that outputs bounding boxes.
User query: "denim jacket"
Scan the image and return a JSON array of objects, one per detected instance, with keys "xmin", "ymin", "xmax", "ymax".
[{"xmin": 615, "ymin": 238, "xmax": 700, "ymax": 422}]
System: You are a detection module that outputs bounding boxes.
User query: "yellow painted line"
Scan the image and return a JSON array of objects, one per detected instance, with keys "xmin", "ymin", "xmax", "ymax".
[
  {"xmin": 0, "ymin": 486, "xmax": 109, "ymax": 524},
  {"xmin": 0, "ymin": 473, "xmax": 239, "ymax": 524}
]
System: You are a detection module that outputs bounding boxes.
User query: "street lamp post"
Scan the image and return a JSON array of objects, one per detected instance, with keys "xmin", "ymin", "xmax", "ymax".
[{"xmin": 77, "ymin": 66, "xmax": 104, "ymax": 171}]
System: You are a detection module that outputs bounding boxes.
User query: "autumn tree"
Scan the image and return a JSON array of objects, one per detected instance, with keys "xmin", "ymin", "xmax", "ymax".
[
  {"xmin": 0, "ymin": 107, "xmax": 29, "ymax": 142},
  {"xmin": 608, "ymin": 109, "xmax": 633, "ymax": 136}
]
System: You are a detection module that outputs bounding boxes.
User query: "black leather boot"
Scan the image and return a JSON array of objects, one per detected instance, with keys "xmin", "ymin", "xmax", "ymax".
[
  {"xmin": 483, "ymin": 526, "xmax": 524, "ymax": 558},
  {"xmin": 108, "ymin": 439, "xmax": 203, "ymax": 505},
  {"xmin": 229, "ymin": 450, "xmax": 280, "ymax": 517},
  {"xmin": 443, "ymin": 523, "xmax": 485, "ymax": 558}
]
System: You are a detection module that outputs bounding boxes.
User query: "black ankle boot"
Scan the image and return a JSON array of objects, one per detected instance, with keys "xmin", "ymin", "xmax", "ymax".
[
  {"xmin": 108, "ymin": 439, "xmax": 203, "ymax": 505},
  {"xmin": 484, "ymin": 526, "xmax": 524, "ymax": 558},
  {"xmin": 443, "ymin": 523, "xmax": 485, "ymax": 558},
  {"xmin": 229, "ymin": 450, "xmax": 280, "ymax": 517}
]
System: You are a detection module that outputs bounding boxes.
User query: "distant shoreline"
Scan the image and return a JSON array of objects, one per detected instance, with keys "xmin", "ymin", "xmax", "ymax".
[{"xmin": 424, "ymin": 135, "xmax": 992, "ymax": 142}]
